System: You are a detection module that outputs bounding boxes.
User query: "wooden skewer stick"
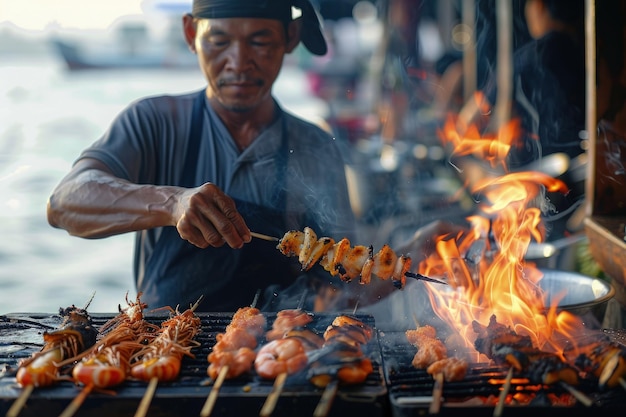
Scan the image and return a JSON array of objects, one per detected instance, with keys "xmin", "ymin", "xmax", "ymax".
[
  {"xmin": 313, "ymin": 379, "xmax": 339, "ymax": 417},
  {"xmin": 134, "ymin": 376, "xmax": 158, "ymax": 417},
  {"xmin": 202, "ymin": 292, "xmax": 262, "ymax": 417},
  {"xmin": 58, "ymin": 384, "xmax": 93, "ymax": 417},
  {"xmin": 200, "ymin": 365, "xmax": 229, "ymax": 417},
  {"xmin": 429, "ymin": 372, "xmax": 444, "ymax": 415},
  {"xmin": 5, "ymin": 384, "xmax": 34, "ymax": 417},
  {"xmin": 559, "ymin": 382, "xmax": 593, "ymax": 407},
  {"xmin": 250, "ymin": 232, "xmax": 279, "ymax": 242},
  {"xmin": 259, "ymin": 371, "xmax": 287, "ymax": 417},
  {"xmin": 493, "ymin": 367, "xmax": 514, "ymax": 417}
]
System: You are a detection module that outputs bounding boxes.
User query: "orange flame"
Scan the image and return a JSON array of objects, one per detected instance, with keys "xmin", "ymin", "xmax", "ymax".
[{"xmin": 422, "ymin": 113, "xmax": 584, "ymax": 359}]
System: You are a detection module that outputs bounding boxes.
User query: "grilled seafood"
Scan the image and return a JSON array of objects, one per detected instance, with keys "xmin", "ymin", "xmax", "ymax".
[
  {"xmin": 405, "ymin": 325, "xmax": 447, "ymax": 369},
  {"xmin": 130, "ymin": 299, "xmax": 202, "ymax": 382},
  {"xmin": 426, "ymin": 357, "xmax": 468, "ymax": 382},
  {"xmin": 67, "ymin": 293, "xmax": 159, "ymax": 388},
  {"xmin": 265, "ymin": 309, "xmax": 314, "ymax": 341},
  {"xmin": 406, "ymin": 324, "xmax": 467, "ymax": 382},
  {"xmin": 308, "ymin": 343, "xmax": 373, "ymax": 388},
  {"xmin": 207, "ymin": 307, "xmax": 267, "ymax": 380},
  {"xmin": 569, "ymin": 337, "xmax": 626, "ymax": 389},
  {"xmin": 15, "ymin": 302, "xmax": 98, "ymax": 388},
  {"xmin": 308, "ymin": 315, "xmax": 374, "ymax": 387},
  {"xmin": 284, "ymin": 328, "xmax": 324, "ymax": 351},
  {"xmin": 254, "ymin": 338, "xmax": 308, "ymax": 379},
  {"xmin": 277, "ymin": 227, "xmax": 412, "ymax": 288},
  {"xmin": 473, "ymin": 315, "xmax": 579, "ymax": 386}
]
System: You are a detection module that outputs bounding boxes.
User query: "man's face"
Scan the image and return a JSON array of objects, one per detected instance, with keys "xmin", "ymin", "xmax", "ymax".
[{"xmin": 187, "ymin": 17, "xmax": 289, "ymax": 113}]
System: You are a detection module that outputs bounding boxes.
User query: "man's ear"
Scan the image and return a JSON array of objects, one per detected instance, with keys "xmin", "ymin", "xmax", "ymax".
[
  {"xmin": 285, "ymin": 19, "xmax": 302, "ymax": 53},
  {"xmin": 182, "ymin": 13, "xmax": 197, "ymax": 53}
]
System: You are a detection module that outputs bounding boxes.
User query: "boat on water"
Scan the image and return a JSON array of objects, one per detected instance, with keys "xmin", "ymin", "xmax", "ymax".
[
  {"xmin": 50, "ymin": 18, "xmax": 198, "ymax": 71},
  {"xmin": 50, "ymin": 1, "xmax": 198, "ymax": 70}
]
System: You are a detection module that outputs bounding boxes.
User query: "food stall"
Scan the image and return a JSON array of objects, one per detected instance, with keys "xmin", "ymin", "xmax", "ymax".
[{"xmin": 1, "ymin": 1, "xmax": 626, "ymax": 416}]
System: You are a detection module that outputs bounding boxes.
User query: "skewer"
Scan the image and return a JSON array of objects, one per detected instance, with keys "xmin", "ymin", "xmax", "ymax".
[
  {"xmin": 8, "ymin": 295, "xmax": 99, "ymax": 417},
  {"xmin": 250, "ymin": 232, "xmax": 279, "ymax": 242},
  {"xmin": 405, "ymin": 272, "xmax": 448, "ymax": 285},
  {"xmin": 559, "ymin": 382, "xmax": 593, "ymax": 407},
  {"xmin": 311, "ymin": 305, "xmax": 366, "ymax": 417},
  {"xmin": 5, "ymin": 385, "xmax": 33, "ymax": 417},
  {"xmin": 259, "ymin": 371, "xmax": 287, "ymax": 417},
  {"xmin": 134, "ymin": 377, "xmax": 158, "ymax": 417},
  {"xmin": 493, "ymin": 367, "xmax": 514, "ymax": 417},
  {"xmin": 58, "ymin": 384, "xmax": 93, "ymax": 417},
  {"xmin": 312, "ymin": 379, "xmax": 338, "ymax": 417},
  {"xmin": 202, "ymin": 292, "xmax": 263, "ymax": 417},
  {"xmin": 259, "ymin": 299, "xmax": 311, "ymax": 416},
  {"xmin": 200, "ymin": 365, "xmax": 229, "ymax": 417},
  {"xmin": 428, "ymin": 372, "xmax": 444, "ymax": 415},
  {"xmin": 598, "ymin": 351, "xmax": 626, "ymax": 390}
]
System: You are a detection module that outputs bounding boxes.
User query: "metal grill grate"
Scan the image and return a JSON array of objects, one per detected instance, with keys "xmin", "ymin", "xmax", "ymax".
[
  {"xmin": 0, "ymin": 311, "xmax": 387, "ymax": 417},
  {"xmin": 378, "ymin": 330, "xmax": 626, "ymax": 416}
]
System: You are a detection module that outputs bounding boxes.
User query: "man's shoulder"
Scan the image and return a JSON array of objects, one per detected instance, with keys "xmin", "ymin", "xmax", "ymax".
[
  {"xmin": 283, "ymin": 111, "xmax": 332, "ymax": 141},
  {"xmin": 130, "ymin": 89, "xmax": 203, "ymax": 114}
]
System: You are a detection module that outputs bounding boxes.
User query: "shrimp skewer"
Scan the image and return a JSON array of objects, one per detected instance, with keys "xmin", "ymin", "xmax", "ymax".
[
  {"xmin": 58, "ymin": 293, "xmax": 159, "ymax": 417},
  {"xmin": 257, "ymin": 303, "xmax": 322, "ymax": 417},
  {"xmin": 7, "ymin": 297, "xmax": 99, "ymax": 417},
  {"xmin": 130, "ymin": 298, "xmax": 202, "ymax": 417},
  {"xmin": 255, "ymin": 337, "xmax": 311, "ymax": 417},
  {"xmin": 308, "ymin": 315, "xmax": 374, "ymax": 417},
  {"xmin": 308, "ymin": 315, "xmax": 374, "ymax": 389},
  {"xmin": 130, "ymin": 297, "xmax": 202, "ymax": 382},
  {"xmin": 201, "ymin": 305, "xmax": 267, "ymax": 417},
  {"xmin": 405, "ymin": 324, "xmax": 468, "ymax": 414}
]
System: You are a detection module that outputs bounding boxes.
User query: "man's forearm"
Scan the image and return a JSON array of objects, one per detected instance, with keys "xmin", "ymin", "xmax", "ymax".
[{"xmin": 47, "ymin": 169, "xmax": 180, "ymax": 239}]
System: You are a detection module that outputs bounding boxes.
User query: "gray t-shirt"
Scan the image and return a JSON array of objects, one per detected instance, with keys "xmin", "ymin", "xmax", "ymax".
[{"xmin": 77, "ymin": 89, "xmax": 356, "ymax": 310}]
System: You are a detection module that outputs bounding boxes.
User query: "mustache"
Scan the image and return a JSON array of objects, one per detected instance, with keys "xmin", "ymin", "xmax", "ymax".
[{"xmin": 217, "ymin": 76, "xmax": 264, "ymax": 87}]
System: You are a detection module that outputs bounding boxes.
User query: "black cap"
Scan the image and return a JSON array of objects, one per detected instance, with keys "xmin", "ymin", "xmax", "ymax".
[
  {"xmin": 293, "ymin": 0, "xmax": 327, "ymax": 56},
  {"xmin": 191, "ymin": 0, "xmax": 327, "ymax": 56}
]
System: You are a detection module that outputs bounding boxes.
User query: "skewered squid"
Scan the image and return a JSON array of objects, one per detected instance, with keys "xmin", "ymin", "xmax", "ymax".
[{"xmin": 276, "ymin": 227, "xmax": 412, "ymax": 288}]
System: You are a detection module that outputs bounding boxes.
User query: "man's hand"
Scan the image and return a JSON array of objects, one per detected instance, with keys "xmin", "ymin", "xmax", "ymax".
[{"xmin": 174, "ymin": 182, "xmax": 251, "ymax": 249}]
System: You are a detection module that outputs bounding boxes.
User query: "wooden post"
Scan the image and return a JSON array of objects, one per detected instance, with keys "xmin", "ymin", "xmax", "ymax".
[
  {"xmin": 462, "ymin": 0, "xmax": 477, "ymax": 102},
  {"xmin": 493, "ymin": 0, "xmax": 513, "ymax": 130},
  {"xmin": 584, "ymin": 0, "xmax": 596, "ymax": 217}
]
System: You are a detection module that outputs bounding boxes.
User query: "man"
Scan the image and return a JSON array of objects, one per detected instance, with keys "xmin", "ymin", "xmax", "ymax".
[{"xmin": 46, "ymin": 0, "xmax": 356, "ymax": 312}]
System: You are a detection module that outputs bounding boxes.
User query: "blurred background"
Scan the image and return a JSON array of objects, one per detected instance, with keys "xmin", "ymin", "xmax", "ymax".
[{"xmin": 0, "ymin": 0, "xmax": 600, "ymax": 313}]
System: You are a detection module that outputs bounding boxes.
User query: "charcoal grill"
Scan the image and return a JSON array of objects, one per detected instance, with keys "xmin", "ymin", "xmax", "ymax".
[
  {"xmin": 0, "ymin": 312, "xmax": 387, "ymax": 417},
  {"xmin": 378, "ymin": 329, "xmax": 626, "ymax": 417}
]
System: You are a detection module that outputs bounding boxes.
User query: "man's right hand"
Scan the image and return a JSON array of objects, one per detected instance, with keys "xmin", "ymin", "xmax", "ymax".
[{"xmin": 174, "ymin": 182, "xmax": 251, "ymax": 249}]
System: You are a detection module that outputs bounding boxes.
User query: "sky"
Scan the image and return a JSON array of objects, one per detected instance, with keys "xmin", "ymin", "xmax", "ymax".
[{"xmin": 0, "ymin": 0, "xmax": 191, "ymax": 32}]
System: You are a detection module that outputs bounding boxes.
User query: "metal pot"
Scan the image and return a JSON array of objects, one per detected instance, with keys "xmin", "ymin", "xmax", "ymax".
[{"xmin": 538, "ymin": 268, "xmax": 615, "ymax": 326}]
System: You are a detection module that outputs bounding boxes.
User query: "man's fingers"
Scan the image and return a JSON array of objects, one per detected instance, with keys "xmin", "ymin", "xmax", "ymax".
[
  {"xmin": 215, "ymin": 196, "xmax": 251, "ymax": 243},
  {"xmin": 177, "ymin": 183, "xmax": 251, "ymax": 248}
]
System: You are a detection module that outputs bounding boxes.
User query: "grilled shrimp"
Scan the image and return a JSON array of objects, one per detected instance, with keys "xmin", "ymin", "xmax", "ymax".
[
  {"xmin": 254, "ymin": 338, "xmax": 308, "ymax": 379},
  {"xmin": 266, "ymin": 309, "xmax": 314, "ymax": 341},
  {"xmin": 130, "ymin": 301, "xmax": 202, "ymax": 382},
  {"xmin": 207, "ymin": 347, "xmax": 257, "ymax": 380}
]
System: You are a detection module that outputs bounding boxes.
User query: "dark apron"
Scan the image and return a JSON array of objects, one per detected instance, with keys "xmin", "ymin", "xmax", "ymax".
[{"xmin": 139, "ymin": 90, "xmax": 320, "ymax": 312}]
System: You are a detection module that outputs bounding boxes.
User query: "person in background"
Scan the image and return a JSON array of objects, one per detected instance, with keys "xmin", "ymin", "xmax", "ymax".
[
  {"xmin": 457, "ymin": 0, "xmax": 586, "ymax": 242},
  {"xmin": 46, "ymin": 0, "xmax": 357, "ymax": 313}
]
